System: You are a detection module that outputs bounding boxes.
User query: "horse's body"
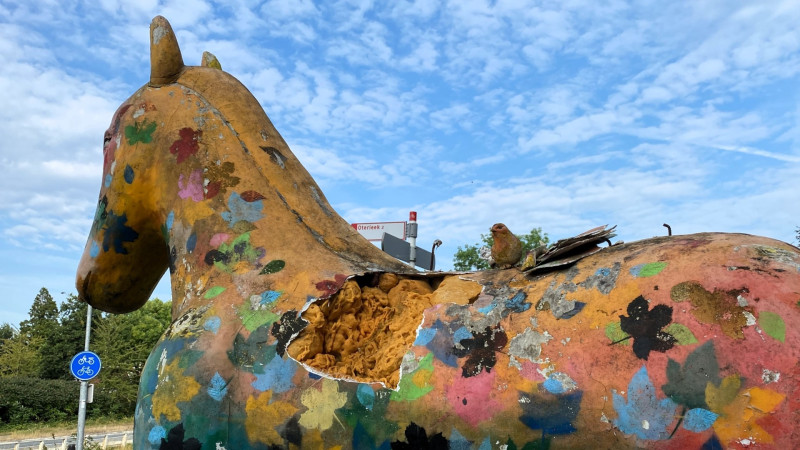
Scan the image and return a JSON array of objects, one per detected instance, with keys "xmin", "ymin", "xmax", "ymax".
[{"xmin": 77, "ymin": 17, "xmax": 800, "ymax": 449}]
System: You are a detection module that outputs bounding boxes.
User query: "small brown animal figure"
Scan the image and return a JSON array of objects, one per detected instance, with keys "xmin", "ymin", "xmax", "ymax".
[{"xmin": 490, "ymin": 223, "xmax": 523, "ymax": 269}]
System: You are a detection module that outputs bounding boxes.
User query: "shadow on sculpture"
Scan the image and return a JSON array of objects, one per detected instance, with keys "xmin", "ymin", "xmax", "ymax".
[{"xmin": 76, "ymin": 16, "xmax": 800, "ymax": 449}]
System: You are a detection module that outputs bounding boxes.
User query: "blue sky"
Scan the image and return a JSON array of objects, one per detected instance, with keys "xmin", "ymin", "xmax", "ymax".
[{"xmin": 1, "ymin": 0, "xmax": 799, "ymax": 326}]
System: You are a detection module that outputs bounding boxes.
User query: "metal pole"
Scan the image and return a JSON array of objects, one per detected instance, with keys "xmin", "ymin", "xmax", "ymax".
[
  {"xmin": 76, "ymin": 305, "xmax": 92, "ymax": 450},
  {"xmin": 408, "ymin": 211, "xmax": 417, "ymax": 267}
]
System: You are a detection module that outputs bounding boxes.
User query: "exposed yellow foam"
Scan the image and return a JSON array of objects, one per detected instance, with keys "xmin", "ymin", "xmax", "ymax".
[{"xmin": 288, "ymin": 273, "xmax": 482, "ymax": 388}]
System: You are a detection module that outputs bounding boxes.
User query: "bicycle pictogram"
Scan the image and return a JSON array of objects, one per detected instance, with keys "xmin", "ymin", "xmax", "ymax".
[{"xmin": 77, "ymin": 366, "xmax": 94, "ymax": 377}]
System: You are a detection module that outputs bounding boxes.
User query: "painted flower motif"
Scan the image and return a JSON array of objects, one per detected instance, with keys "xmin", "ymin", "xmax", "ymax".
[
  {"xmin": 298, "ymin": 378, "xmax": 348, "ymax": 431},
  {"xmin": 618, "ymin": 295, "xmax": 676, "ymax": 360}
]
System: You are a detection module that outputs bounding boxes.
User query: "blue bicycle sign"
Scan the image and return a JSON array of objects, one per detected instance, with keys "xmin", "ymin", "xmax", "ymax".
[{"xmin": 70, "ymin": 351, "xmax": 101, "ymax": 381}]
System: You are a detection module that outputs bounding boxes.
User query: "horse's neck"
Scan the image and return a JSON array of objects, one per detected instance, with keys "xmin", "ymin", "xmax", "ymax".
[{"xmin": 153, "ymin": 74, "xmax": 409, "ymax": 318}]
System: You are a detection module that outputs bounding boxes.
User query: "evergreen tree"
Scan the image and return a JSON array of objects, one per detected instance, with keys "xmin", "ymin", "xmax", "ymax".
[
  {"xmin": 38, "ymin": 294, "xmax": 103, "ymax": 379},
  {"xmin": 0, "ymin": 323, "xmax": 14, "ymax": 352},
  {"xmin": 453, "ymin": 227, "xmax": 549, "ymax": 271},
  {"xmin": 0, "ymin": 331, "xmax": 41, "ymax": 378}
]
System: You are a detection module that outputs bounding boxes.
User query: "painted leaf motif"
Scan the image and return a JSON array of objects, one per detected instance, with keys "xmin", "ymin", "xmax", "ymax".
[
  {"xmin": 618, "ymin": 295, "xmax": 676, "ymax": 360},
  {"xmin": 683, "ymin": 408, "xmax": 718, "ymax": 432},
  {"xmin": 391, "ymin": 422, "xmax": 449, "ymax": 449},
  {"xmin": 662, "ymin": 341, "xmax": 720, "ymax": 410},
  {"xmin": 519, "ymin": 389, "xmax": 584, "ymax": 435},
  {"xmin": 709, "ymin": 386, "xmax": 784, "ymax": 445},
  {"xmin": 298, "ymin": 378, "xmax": 348, "ymax": 431},
  {"xmin": 391, "ymin": 353, "xmax": 435, "ymax": 401},
  {"xmin": 452, "ymin": 326, "xmax": 509, "ymax": 377},
  {"xmin": 227, "ymin": 324, "xmax": 277, "ymax": 373},
  {"xmin": 221, "ymin": 192, "xmax": 264, "ymax": 226},
  {"xmin": 159, "ymin": 423, "xmax": 201, "ymax": 450},
  {"xmin": 251, "ymin": 355, "xmax": 298, "ymax": 393},
  {"xmin": 207, "ymin": 372, "xmax": 228, "ymax": 401},
  {"xmin": 758, "ymin": 311, "xmax": 786, "ymax": 342},
  {"xmin": 612, "ymin": 366, "xmax": 677, "ymax": 440},
  {"xmin": 605, "ymin": 321, "xmax": 631, "ymax": 345},
  {"xmin": 271, "ymin": 310, "xmax": 307, "ymax": 357},
  {"xmin": 125, "ymin": 119, "xmax": 157, "ymax": 145},
  {"xmin": 664, "ymin": 323, "xmax": 698, "ymax": 345},
  {"xmin": 245, "ymin": 391, "xmax": 298, "ymax": 445},
  {"xmin": 261, "ymin": 259, "xmax": 286, "ymax": 274}
]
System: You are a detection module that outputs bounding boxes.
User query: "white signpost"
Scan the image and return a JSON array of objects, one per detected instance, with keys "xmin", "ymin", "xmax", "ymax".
[{"xmin": 351, "ymin": 221, "xmax": 407, "ymax": 241}]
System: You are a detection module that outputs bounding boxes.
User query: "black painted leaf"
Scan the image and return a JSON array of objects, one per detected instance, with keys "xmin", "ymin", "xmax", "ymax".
[
  {"xmin": 160, "ymin": 423, "xmax": 202, "ymax": 450},
  {"xmin": 391, "ymin": 422, "xmax": 449, "ymax": 450},
  {"xmin": 662, "ymin": 340, "xmax": 720, "ymax": 410},
  {"xmin": 452, "ymin": 326, "xmax": 508, "ymax": 377},
  {"xmin": 271, "ymin": 310, "xmax": 307, "ymax": 356},
  {"xmin": 618, "ymin": 295, "xmax": 676, "ymax": 360}
]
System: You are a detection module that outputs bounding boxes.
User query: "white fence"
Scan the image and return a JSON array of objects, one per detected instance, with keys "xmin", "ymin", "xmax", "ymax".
[{"xmin": 1, "ymin": 431, "xmax": 131, "ymax": 450}]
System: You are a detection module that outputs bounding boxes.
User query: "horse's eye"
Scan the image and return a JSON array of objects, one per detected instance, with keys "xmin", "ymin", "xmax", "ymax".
[{"xmin": 104, "ymin": 132, "xmax": 112, "ymax": 145}]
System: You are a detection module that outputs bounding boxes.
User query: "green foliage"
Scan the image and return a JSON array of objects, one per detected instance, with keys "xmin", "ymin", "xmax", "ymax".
[
  {"xmin": 453, "ymin": 227, "xmax": 550, "ymax": 271},
  {"xmin": 0, "ymin": 377, "xmax": 78, "ymax": 424},
  {"xmin": 0, "ymin": 289, "xmax": 172, "ymax": 425},
  {"xmin": 0, "ymin": 332, "xmax": 42, "ymax": 378}
]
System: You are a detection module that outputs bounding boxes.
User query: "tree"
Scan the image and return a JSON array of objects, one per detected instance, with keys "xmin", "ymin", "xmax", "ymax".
[
  {"xmin": 453, "ymin": 227, "xmax": 549, "ymax": 271},
  {"xmin": 36, "ymin": 294, "xmax": 103, "ymax": 379},
  {"xmin": 0, "ymin": 323, "xmax": 14, "ymax": 352},
  {"xmin": 0, "ymin": 331, "xmax": 41, "ymax": 378}
]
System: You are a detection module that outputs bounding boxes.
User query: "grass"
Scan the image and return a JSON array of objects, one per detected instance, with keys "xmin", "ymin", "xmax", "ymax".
[{"xmin": 0, "ymin": 417, "xmax": 133, "ymax": 442}]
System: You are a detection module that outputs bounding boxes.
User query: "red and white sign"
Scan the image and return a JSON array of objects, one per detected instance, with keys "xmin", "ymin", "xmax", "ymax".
[{"xmin": 351, "ymin": 221, "xmax": 407, "ymax": 241}]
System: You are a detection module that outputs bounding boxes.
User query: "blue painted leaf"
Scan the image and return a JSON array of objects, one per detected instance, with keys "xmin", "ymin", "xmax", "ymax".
[
  {"xmin": 356, "ymin": 384, "xmax": 375, "ymax": 410},
  {"xmin": 612, "ymin": 366, "xmax": 677, "ymax": 440},
  {"xmin": 207, "ymin": 372, "xmax": 228, "ymax": 401},
  {"xmin": 414, "ymin": 327, "xmax": 437, "ymax": 346},
  {"xmin": 683, "ymin": 408, "xmax": 718, "ymax": 432},
  {"xmin": 251, "ymin": 355, "xmax": 298, "ymax": 393}
]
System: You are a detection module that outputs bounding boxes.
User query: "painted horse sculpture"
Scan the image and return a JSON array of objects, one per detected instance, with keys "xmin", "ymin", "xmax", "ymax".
[{"xmin": 77, "ymin": 16, "xmax": 800, "ymax": 449}]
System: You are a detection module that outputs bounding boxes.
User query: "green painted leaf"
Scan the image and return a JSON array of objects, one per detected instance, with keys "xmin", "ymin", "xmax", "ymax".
[
  {"xmin": 261, "ymin": 259, "xmax": 286, "ymax": 274},
  {"xmin": 125, "ymin": 120, "xmax": 157, "ymax": 145},
  {"xmin": 391, "ymin": 353, "xmax": 434, "ymax": 401},
  {"xmin": 664, "ymin": 323, "xmax": 698, "ymax": 345},
  {"xmin": 758, "ymin": 311, "xmax": 786, "ymax": 343},
  {"xmin": 638, "ymin": 262, "xmax": 667, "ymax": 277},
  {"xmin": 605, "ymin": 321, "xmax": 630, "ymax": 345},
  {"xmin": 204, "ymin": 286, "xmax": 226, "ymax": 299}
]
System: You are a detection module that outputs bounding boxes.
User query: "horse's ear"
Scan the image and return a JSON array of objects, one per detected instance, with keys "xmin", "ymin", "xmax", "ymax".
[
  {"xmin": 150, "ymin": 16, "xmax": 184, "ymax": 86},
  {"xmin": 201, "ymin": 51, "xmax": 222, "ymax": 70}
]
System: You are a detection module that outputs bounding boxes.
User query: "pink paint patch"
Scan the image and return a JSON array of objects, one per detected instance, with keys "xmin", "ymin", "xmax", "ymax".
[
  {"xmin": 518, "ymin": 360, "xmax": 545, "ymax": 381},
  {"xmin": 178, "ymin": 169, "xmax": 204, "ymax": 202},
  {"xmin": 210, "ymin": 233, "xmax": 230, "ymax": 247},
  {"xmin": 445, "ymin": 369, "xmax": 502, "ymax": 427}
]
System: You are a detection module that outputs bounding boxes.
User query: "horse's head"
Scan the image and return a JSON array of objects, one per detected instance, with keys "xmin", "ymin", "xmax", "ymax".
[
  {"xmin": 75, "ymin": 17, "xmax": 187, "ymax": 313},
  {"xmin": 77, "ymin": 17, "xmax": 410, "ymax": 315}
]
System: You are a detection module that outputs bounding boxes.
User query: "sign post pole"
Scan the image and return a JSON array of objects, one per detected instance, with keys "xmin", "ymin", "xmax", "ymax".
[
  {"xmin": 408, "ymin": 212, "xmax": 418, "ymax": 267},
  {"xmin": 76, "ymin": 305, "xmax": 93, "ymax": 450}
]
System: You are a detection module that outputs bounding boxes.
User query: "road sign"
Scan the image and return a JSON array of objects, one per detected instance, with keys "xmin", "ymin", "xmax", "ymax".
[
  {"xmin": 381, "ymin": 232, "xmax": 434, "ymax": 270},
  {"xmin": 352, "ymin": 221, "xmax": 406, "ymax": 241},
  {"xmin": 70, "ymin": 351, "xmax": 101, "ymax": 381}
]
